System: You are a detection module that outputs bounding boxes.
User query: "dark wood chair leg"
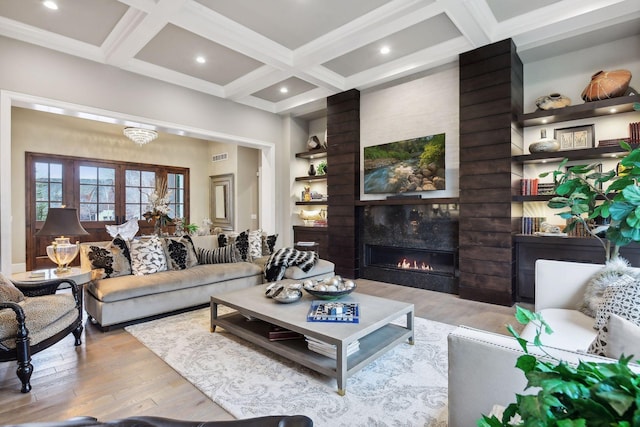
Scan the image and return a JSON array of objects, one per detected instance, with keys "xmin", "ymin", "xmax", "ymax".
[
  {"xmin": 72, "ymin": 324, "xmax": 83, "ymax": 346},
  {"xmin": 15, "ymin": 323, "xmax": 33, "ymax": 393}
]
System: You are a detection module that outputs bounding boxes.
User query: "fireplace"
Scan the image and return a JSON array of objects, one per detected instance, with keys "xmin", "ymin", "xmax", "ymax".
[{"xmin": 360, "ymin": 203, "xmax": 459, "ymax": 293}]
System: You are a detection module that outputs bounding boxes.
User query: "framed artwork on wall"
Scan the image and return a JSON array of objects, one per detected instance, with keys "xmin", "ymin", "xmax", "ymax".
[{"xmin": 555, "ymin": 124, "xmax": 594, "ymax": 150}]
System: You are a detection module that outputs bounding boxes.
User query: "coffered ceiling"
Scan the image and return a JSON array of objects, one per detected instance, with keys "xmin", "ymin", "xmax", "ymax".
[{"xmin": 0, "ymin": 0, "xmax": 638, "ymax": 117}]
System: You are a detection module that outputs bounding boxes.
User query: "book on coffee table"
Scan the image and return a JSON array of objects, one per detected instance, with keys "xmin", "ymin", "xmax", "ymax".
[
  {"xmin": 305, "ymin": 336, "xmax": 360, "ymax": 359},
  {"xmin": 306, "ymin": 300, "xmax": 359, "ymax": 323},
  {"xmin": 267, "ymin": 325, "xmax": 304, "ymax": 341}
]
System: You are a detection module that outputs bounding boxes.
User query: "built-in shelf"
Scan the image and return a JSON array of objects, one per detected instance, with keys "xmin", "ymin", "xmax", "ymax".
[
  {"xmin": 513, "ymin": 145, "xmax": 627, "ymax": 164},
  {"xmin": 295, "ymin": 201, "xmax": 328, "ymax": 206},
  {"xmin": 295, "ymin": 175, "xmax": 327, "ymax": 182},
  {"xmin": 295, "ymin": 149, "xmax": 327, "ymax": 160},
  {"xmin": 519, "ymin": 94, "xmax": 640, "ymax": 127}
]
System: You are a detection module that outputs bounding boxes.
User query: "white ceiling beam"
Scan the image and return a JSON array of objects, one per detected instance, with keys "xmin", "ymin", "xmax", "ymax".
[
  {"xmin": 122, "ymin": 58, "xmax": 226, "ymax": 98},
  {"xmin": 441, "ymin": 0, "xmax": 493, "ymax": 48},
  {"xmin": 347, "ymin": 36, "xmax": 470, "ymax": 90},
  {"xmin": 0, "ymin": 16, "xmax": 104, "ymax": 62},
  {"xmin": 224, "ymin": 66, "xmax": 291, "ymax": 100},
  {"xmin": 274, "ymin": 87, "xmax": 337, "ymax": 114},
  {"xmin": 104, "ymin": 0, "xmax": 189, "ymax": 66}
]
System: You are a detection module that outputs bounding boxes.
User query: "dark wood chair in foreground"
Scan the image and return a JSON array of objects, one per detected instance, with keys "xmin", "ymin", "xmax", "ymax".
[{"xmin": 0, "ymin": 274, "xmax": 83, "ymax": 393}]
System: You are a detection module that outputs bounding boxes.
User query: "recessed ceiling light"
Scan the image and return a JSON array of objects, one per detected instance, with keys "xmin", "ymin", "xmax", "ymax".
[
  {"xmin": 43, "ymin": 0, "xmax": 58, "ymax": 10},
  {"xmin": 195, "ymin": 56, "xmax": 206, "ymax": 64},
  {"xmin": 380, "ymin": 46, "xmax": 391, "ymax": 55},
  {"xmin": 610, "ymin": 108, "xmax": 617, "ymax": 113},
  {"xmin": 280, "ymin": 87, "xmax": 288, "ymax": 94}
]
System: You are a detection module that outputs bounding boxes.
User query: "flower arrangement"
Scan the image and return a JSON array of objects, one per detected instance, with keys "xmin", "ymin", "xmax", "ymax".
[{"xmin": 143, "ymin": 177, "xmax": 172, "ymax": 235}]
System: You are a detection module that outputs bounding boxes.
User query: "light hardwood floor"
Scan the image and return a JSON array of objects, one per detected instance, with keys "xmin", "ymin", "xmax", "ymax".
[{"xmin": 0, "ymin": 280, "xmax": 532, "ymax": 424}]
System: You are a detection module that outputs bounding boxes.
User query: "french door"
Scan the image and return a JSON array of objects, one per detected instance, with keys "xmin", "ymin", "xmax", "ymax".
[{"xmin": 26, "ymin": 153, "xmax": 189, "ymax": 270}]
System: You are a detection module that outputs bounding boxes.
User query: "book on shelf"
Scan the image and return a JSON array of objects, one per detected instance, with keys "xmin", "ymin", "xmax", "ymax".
[
  {"xmin": 305, "ymin": 336, "xmax": 360, "ymax": 359},
  {"xmin": 306, "ymin": 300, "xmax": 359, "ymax": 323},
  {"xmin": 521, "ymin": 217, "xmax": 546, "ymax": 235},
  {"xmin": 520, "ymin": 178, "xmax": 539, "ymax": 196}
]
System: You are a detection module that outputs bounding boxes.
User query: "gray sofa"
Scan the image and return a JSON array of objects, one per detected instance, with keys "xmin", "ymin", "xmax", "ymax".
[{"xmin": 80, "ymin": 235, "xmax": 334, "ymax": 330}]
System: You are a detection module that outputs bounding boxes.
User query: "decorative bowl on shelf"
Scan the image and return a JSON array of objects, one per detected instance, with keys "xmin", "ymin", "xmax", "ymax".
[{"xmin": 302, "ymin": 276, "xmax": 356, "ymax": 300}]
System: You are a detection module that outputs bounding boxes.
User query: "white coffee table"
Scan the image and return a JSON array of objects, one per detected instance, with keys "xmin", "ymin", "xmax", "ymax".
[{"xmin": 210, "ymin": 282, "xmax": 414, "ymax": 395}]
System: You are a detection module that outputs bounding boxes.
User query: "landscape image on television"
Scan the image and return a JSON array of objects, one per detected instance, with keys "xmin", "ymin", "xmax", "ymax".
[{"xmin": 363, "ymin": 133, "xmax": 445, "ymax": 194}]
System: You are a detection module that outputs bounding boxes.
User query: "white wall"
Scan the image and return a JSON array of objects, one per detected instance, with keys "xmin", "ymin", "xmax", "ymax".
[
  {"xmin": 360, "ymin": 63, "xmax": 460, "ymax": 200},
  {"xmin": 0, "ymin": 37, "xmax": 289, "ymax": 274}
]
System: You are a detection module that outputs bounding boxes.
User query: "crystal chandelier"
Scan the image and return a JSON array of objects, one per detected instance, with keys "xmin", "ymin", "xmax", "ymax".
[{"xmin": 123, "ymin": 127, "xmax": 158, "ymax": 146}]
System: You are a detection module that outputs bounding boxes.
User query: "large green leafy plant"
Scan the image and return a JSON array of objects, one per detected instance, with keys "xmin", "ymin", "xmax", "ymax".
[{"xmin": 478, "ymin": 306, "xmax": 640, "ymax": 427}]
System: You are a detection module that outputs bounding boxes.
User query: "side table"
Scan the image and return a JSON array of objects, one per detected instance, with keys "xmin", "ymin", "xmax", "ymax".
[{"xmin": 12, "ymin": 267, "xmax": 92, "ymax": 285}]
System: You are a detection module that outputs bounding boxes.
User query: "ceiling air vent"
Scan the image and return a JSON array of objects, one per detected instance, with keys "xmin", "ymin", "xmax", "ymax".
[{"xmin": 212, "ymin": 153, "xmax": 228, "ymax": 162}]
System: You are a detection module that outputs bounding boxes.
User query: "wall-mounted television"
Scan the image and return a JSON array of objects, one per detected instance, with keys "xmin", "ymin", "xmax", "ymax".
[{"xmin": 363, "ymin": 133, "xmax": 445, "ymax": 194}]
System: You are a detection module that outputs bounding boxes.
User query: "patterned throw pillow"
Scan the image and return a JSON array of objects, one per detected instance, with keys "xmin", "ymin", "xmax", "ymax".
[
  {"xmin": 605, "ymin": 314, "xmax": 640, "ymax": 359},
  {"xmin": 197, "ymin": 245, "xmax": 239, "ymax": 264},
  {"xmin": 130, "ymin": 236, "xmax": 167, "ymax": 276},
  {"xmin": 262, "ymin": 233, "xmax": 278, "ymax": 256},
  {"xmin": 579, "ymin": 258, "xmax": 639, "ymax": 317},
  {"xmin": 587, "ymin": 274, "xmax": 640, "ymax": 356},
  {"xmin": 83, "ymin": 236, "xmax": 132, "ymax": 279},
  {"xmin": 0, "ymin": 273, "xmax": 24, "ymax": 303},
  {"xmin": 163, "ymin": 235, "xmax": 198, "ymax": 270},
  {"xmin": 235, "ymin": 230, "xmax": 250, "ymax": 262},
  {"xmin": 248, "ymin": 230, "xmax": 263, "ymax": 260}
]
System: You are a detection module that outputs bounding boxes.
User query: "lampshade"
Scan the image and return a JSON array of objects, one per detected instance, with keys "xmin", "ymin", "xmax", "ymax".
[
  {"xmin": 36, "ymin": 208, "xmax": 89, "ymax": 272},
  {"xmin": 123, "ymin": 127, "xmax": 158, "ymax": 146}
]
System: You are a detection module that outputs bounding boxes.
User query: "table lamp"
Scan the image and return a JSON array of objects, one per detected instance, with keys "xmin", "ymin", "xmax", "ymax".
[{"xmin": 35, "ymin": 207, "xmax": 89, "ymax": 272}]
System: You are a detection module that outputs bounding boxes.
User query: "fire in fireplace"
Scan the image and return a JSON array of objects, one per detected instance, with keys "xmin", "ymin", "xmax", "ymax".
[{"xmin": 365, "ymin": 245, "xmax": 455, "ymax": 277}]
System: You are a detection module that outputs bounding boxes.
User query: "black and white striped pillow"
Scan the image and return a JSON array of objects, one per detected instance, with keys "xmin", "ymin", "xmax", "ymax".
[{"xmin": 198, "ymin": 244, "xmax": 239, "ymax": 264}]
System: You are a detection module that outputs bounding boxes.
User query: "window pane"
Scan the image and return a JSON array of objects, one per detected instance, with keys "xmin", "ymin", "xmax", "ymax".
[
  {"xmin": 50, "ymin": 183, "xmax": 63, "ymax": 201},
  {"xmin": 98, "ymin": 186, "xmax": 115, "ymax": 203},
  {"xmin": 36, "ymin": 202, "xmax": 48, "ymax": 221},
  {"xmin": 141, "ymin": 171, "xmax": 155, "ymax": 188},
  {"xmin": 126, "ymin": 187, "xmax": 140, "ymax": 203},
  {"xmin": 79, "ymin": 203, "xmax": 97, "ymax": 221},
  {"xmin": 99, "ymin": 167, "xmax": 115, "ymax": 185},
  {"xmin": 80, "ymin": 184, "xmax": 97, "ymax": 203},
  {"xmin": 126, "ymin": 204, "xmax": 142, "ymax": 220},
  {"xmin": 126, "ymin": 170, "xmax": 140, "ymax": 186},
  {"xmin": 50, "ymin": 164, "xmax": 62, "ymax": 182},
  {"xmin": 35, "ymin": 183, "xmax": 48, "ymax": 201},
  {"xmin": 98, "ymin": 204, "xmax": 115, "ymax": 221},
  {"xmin": 35, "ymin": 163, "xmax": 49, "ymax": 181},
  {"xmin": 79, "ymin": 166, "xmax": 97, "ymax": 184}
]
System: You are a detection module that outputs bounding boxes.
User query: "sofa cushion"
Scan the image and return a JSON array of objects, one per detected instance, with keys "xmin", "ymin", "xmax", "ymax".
[
  {"xmin": 197, "ymin": 245, "xmax": 239, "ymax": 264},
  {"xmin": 83, "ymin": 236, "xmax": 132, "ymax": 279},
  {"xmin": 86, "ymin": 262, "xmax": 262, "ymax": 303},
  {"xmin": 605, "ymin": 314, "xmax": 640, "ymax": 359},
  {"xmin": 520, "ymin": 308, "xmax": 597, "ymax": 351},
  {"xmin": 0, "ymin": 294, "xmax": 77, "ymax": 349},
  {"xmin": 130, "ymin": 236, "xmax": 167, "ymax": 276},
  {"xmin": 284, "ymin": 258, "xmax": 334, "ymax": 280},
  {"xmin": 0, "ymin": 273, "xmax": 24, "ymax": 303},
  {"xmin": 588, "ymin": 277, "xmax": 640, "ymax": 356},
  {"xmin": 163, "ymin": 235, "xmax": 198, "ymax": 270}
]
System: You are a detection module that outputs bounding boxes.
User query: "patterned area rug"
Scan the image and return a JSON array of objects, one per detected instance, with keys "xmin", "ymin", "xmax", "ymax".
[{"xmin": 126, "ymin": 307, "xmax": 455, "ymax": 427}]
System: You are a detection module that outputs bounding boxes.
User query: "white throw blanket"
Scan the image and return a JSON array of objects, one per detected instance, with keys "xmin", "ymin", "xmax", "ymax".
[{"xmin": 263, "ymin": 247, "xmax": 318, "ymax": 282}]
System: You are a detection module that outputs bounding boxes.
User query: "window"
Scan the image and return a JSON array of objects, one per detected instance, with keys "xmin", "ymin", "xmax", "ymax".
[
  {"xmin": 34, "ymin": 161, "xmax": 63, "ymax": 221},
  {"xmin": 26, "ymin": 152, "xmax": 190, "ymax": 270}
]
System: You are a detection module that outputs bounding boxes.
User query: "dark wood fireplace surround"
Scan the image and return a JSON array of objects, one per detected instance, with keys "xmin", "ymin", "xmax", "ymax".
[{"xmin": 324, "ymin": 39, "xmax": 521, "ymax": 306}]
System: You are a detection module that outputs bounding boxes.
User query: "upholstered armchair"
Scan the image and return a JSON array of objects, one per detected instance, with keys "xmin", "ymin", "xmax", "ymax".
[{"xmin": 0, "ymin": 274, "xmax": 83, "ymax": 393}]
